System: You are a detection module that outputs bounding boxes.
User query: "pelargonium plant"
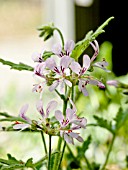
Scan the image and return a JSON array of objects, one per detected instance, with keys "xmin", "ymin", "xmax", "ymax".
[{"xmin": 0, "ymin": 16, "xmax": 128, "ymax": 170}]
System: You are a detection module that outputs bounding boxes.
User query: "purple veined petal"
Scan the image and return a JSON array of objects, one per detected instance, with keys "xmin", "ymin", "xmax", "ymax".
[
  {"xmin": 49, "ymin": 80, "xmax": 59, "ymax": 92},
  {"xmin": 97, "ymin": 82, "xmax": 105, "ymax": 89},
  {"xmin": 93, "ymin": 61, "xmax": 111, "ymax": 72},
  {"xmin": 66, "ymin": 108, "xmax": 75, "ymax": 122},
  {"xmin": 36, "ymin": 100, "xmax": 45, "ymax": 118},
  {"xmin": 64, "ymin": 40, "xmax": 75, "ymax": 54},
  {"xmin": 78, "ymin": 80, "xmax": 88, "ymax": 96},
  {"xmin": 64, "ymin": 79, "xmax": 72, "ymax": 87},
  {"xmin": 19, "ymin": 104, "xmax": 31, "ymax": 124},
  {"xmin": 34, "ymin": 62, "xmax": 46, "ymax": 77},
  {"xmin": 83, "ymin": 55, "xmax": 90, "ymax": 71},
  {"xmin": 52, "ymin": 43, "xmax": 62, "ymax": 56},
  {"xmin": 13, "ymin": 123, "xmax": 30, "ymax": 131},
  {"xmin": 72, "ymin": 117, "xmax": 87, "ymax": 129},
  {"xmin": 70, "ymin": 61, "xmax": 81, "ymax": 75},
  {"xmin": 31, "ymin": 52, "xmax": 43, "ymax": 63},
  {"xmin": 76, "ymin": 136, "xmax": 84, "ymax": 142},
  {"xmin": 45, "ymin": 58, "xmax": 57, "ymax": 71},
  {"xmin": 64, "ymin": 133, "xmax": 74, "ymax": 144},
  {"xmin": 68, "ymin": 131, "xmax": 79, "ymax": 139},
  {"xmin": 106, "ymin": 80, "xmax": 119, "ymax": 87},
  {"xmin": 55, "ymin": 110, "xmax": 64, "ymax": 125},
  {"xmin": 90, "ymin": 40, "xmax": 99, "ymax": 62},
  {"xmin": 46, "ymin": 100, "xmax": 57, "ymax": 118},
  {"xmin": 60, "ymin": 56, "xmax": 72, "ymax": 69}
]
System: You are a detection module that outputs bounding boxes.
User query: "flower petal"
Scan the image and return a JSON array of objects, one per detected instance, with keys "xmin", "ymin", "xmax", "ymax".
[
  {"xmin": 55, "ymin": 110, "xmax": 64, "ymax": 124},
  {"xmin": 52, "ymin": 43, "xmax": 62, "ymax": 56},
  {"xmin": 46, "ymin": 100, "xmax": 57, "ymax": 118},
  {"xmin": 70, "ymin": 61, "xmax": 81, "ymax": 75},
  {"xmin": 36, "ymin": 100, "xmax": 45, "ymax": 118},
  {"xmin": 46, "ymin": 58, "xmax": 57, "ymax": 71},
  {"xmin": 13, "ymin": 123, "xmax": 30, "ymax": 130},
  {"xmin": 49, "ymin": 80, "xmax": 59, "ymax": 91},
  {"xmin": 64, "ymin": 40, "xmax": 75, "ymax": 53},
  {"xmin": 83, "ymin": 55, "xmax": 90, "ymax": 70}
]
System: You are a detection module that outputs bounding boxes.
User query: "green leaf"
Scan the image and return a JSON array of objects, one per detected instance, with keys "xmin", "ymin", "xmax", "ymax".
[
  {"xmin": 93, "ymin": 115, "xmax": 114, "ymax": 134},
  {"xmin": 71, "ymin": 16, "xmax": 114, "ymax": 61},
  {"xmin": 82, "ymin": 135, "xmax": 92, "ymax": 152},
  {"xmin": 38, "ymin": 23, "xmax": 55, "ymax": 41},
  {"xmin": 42, "ymin": 50, "xmax": 54, "ymax": 60},
  {"xmin": 114, "ymin": 107, "xmax": 128, "ymax": 131},
  {"xmin": 25, "ymin": 158, "xmax": 33, "ymax": 167},
  {"xmin": 0, "ymin": 58, "xmax": 33, "ymax": 71},
  {"xmin": 0, "ymin": 112, "xmax": 27, "ymax": 123}
]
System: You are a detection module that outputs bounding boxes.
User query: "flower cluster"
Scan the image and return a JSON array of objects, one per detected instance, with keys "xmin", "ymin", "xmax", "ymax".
[
  {"xmin": 13, "ymin": 38, "xmax": 110, "ymax": 144},
  {"xmin": 32, "ymin": 40, "xmax": 110, "ymax": 96},
  {"xmin": 13, "ymin": 99, "xmax": 86, "ymax": 144}
]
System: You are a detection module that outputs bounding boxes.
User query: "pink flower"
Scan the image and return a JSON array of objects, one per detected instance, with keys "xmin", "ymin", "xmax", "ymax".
[
  {"xmin": 55, "ymin": 100, "xmax": 87, "ymax": 144},
  {"xmin": 13, "ymin": 104, "xmax": 32, "ymax": 130},
  {"xmin": 36, "ymin": 100, "xmax": 57, "ymax": 120},
  {"xmin": 70, "ymin": 55, "xmax": 105, "ymax": 96},
  {"xmin": 52, "ymin": 40, "xmax": 75, "ymax": 57},
  {"xmin": 106, "ymin": 80, "xmax": 119, "ymax": 87},
  {"xmin": 46, "ymin": 56, "xmax": 73, "ymax": 92}
]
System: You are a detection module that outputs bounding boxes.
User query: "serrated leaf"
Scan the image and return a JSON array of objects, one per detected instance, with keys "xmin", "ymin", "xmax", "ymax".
[
  {"xmin": 0, "ymin": 58, "xmax": 33, "ymax": 71},
  {"xmin": 71, "ymin": 16, "xmax": 114, "ymax": 61},
  {"xmin": 93, "ymin": 115, "xmax": 114, "ymax": 134},
  {"xmin": 114, "ymin": 107, "xmax": 128, "ymax": 131},
  {"xmin": 25, "ymin": 158, "xmax": 33, "ymax": 167}
]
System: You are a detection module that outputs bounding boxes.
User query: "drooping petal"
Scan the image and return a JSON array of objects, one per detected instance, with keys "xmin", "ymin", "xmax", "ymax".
[
  {"xmin": 55, "ymin": 110, "xmax": 64, "ymax": 124},
  {"xmin": 64, "ymin": 40, "xmax": 75, "ymax": 54},
  {"xmin": 70, "ymin": 61, "xmax": 81, "ymax": 75},
  {"xmin": 64, "ymin": 79, "xmax": 72, "ymax": 87},
  {"xmin": 68, "ymin": 98, "xmax": 77, "ymax": 112},
  {"xmin": 36, "ymin": 100, "xmax": 45, "ymax": 118},
  {"xmin": 13, "ymin": 123, "xmax": 30, "ymax": 131},
  {"xmin": 64, "ymin": 133, "xmax": 74, "ymax": 144},
  {"xmin": 83, "ymin": 55, "xmax": 90, "ymax": 71},
  {"xmin": 49, "ymin": 80, "xmax": 59, "ymax": 91},
  {"xmin": 68, "ymin": 131, "xmax": 79, "ymax": 139},
  {"xmin": 52, "ymin": 43, "xmax": 62, "ymax": 56},
  {"xmin": 78, "ymin": 80, "xmax": 88, "ymax": 96},
  {"xmin": 76, "ymin": 136, "xmax": 84, "ymax": 142},
  {"xmin": 46, "ymin": 101, "xmax": 57, "ymax": 118}
]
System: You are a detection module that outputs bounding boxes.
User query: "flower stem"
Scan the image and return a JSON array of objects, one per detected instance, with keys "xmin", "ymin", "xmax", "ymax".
[
  {"xmin": 55, "ymin": 27, "xmax": 64, "ymax": 48},
  {"xmin": 48, "ymin": 135, "xmax": 52, "ymax": 170},
  {"xmin": 100, "ymin": 133, "xmax": 116, "ymax": 170},
  {"xmin": 84, "ymin": 156, "xmax": 93, "ymax": 170},
  {"xmin": 41, "ymin": 131, "xmax": 47, "ymax": 155},
  {"xmin": 58, "ymin": 141, "xmax": 66, "ymax": 170}
]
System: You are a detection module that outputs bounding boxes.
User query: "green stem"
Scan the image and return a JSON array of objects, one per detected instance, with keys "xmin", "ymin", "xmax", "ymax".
[
  {"xmin": 41, "ymin": 131, "xmax": 47, "ymax": 155},
  {"xmin": 100, "ymin": 133, "xmax": 116, "ymax": 170},
  {"xmin": 48, "ymin": 135, "xmax": 52, "ymax": 170},
  {"xmin": 84, "ymin": 156, "xmax": 93, "ymax": 170},
  {"xmin": 55, "ymin": 28, "xmax": 64, "ymax": 48},
  {"xmin": 58, "ymin": 141, "xmax": 66, "ymax": 170}
]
